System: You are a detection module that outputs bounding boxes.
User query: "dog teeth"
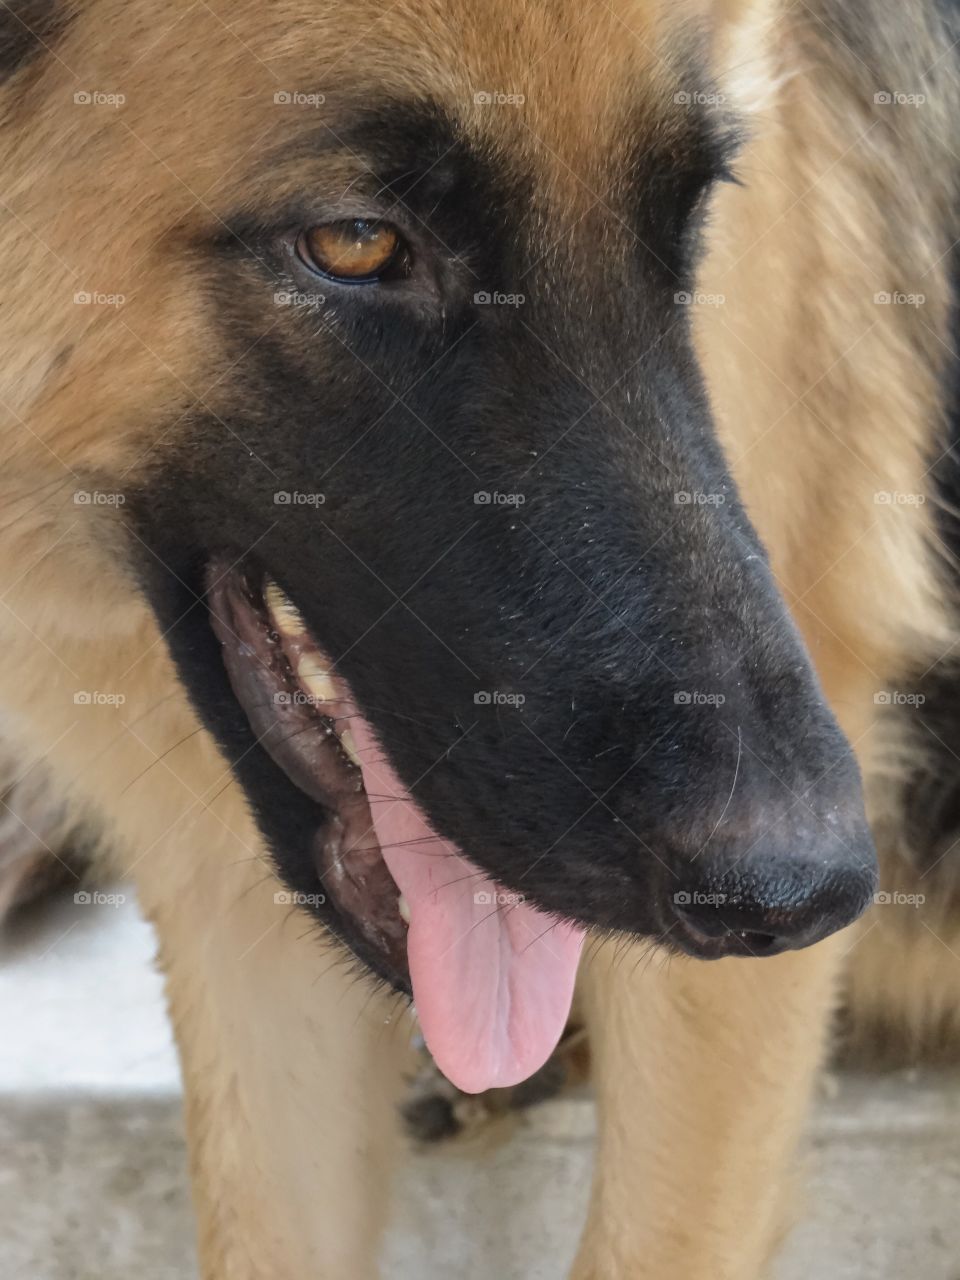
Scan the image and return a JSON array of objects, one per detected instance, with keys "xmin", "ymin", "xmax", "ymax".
[
  {"xmin": 264, "ymin": 580, "xmax": 307, "ymax": 637},
  {"xmin": 340, "ymin": 728, "xmax": 362, "ymax": 768},
  {"xmin": 398, "ymin": 894, "xmax": 411, "ymax": 924},
  {"xmin": 263, "ymin": 578, "xmax": 362, "ymax": 776},
  {"xmin": 297, "ymin": 659, "xmax": 337, "ymax": 704}
]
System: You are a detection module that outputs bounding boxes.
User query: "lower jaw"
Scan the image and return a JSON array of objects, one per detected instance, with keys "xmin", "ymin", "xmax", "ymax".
[
  {"xmin": 206, "ymin": 560, "xmax": 410, "ymax": 983},
  {"xmin": 203, "ymin": 558, "xmax": 587, "ymax": 1094},
  {"xmin": 205, "ymin": 564, "xmax": 767, "ymax": 974}
]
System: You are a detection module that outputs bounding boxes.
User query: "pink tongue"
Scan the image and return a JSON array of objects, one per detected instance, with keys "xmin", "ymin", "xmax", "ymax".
[{"xmin": 347, "ymin": 716, "xmax": 585, "ymax": 1094}]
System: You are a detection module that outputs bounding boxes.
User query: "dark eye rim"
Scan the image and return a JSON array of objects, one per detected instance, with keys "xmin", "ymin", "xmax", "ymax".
[{"xmin": 294, "ymin": 219, "xmax": 409, "ymax": 285}]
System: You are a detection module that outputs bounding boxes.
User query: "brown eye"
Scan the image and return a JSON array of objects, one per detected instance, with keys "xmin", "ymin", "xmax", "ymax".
[{"xmin": 296, "ymin": 219, "xmax": 404, "ymax": 282}]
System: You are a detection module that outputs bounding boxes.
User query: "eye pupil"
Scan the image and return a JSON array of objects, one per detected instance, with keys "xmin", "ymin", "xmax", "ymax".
[{"xmin": 298, "ymin": 219, "xmax": 402, "ymax": 282}]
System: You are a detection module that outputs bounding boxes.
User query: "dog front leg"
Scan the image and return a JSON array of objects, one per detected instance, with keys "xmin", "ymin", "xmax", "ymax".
[
  {"xmin": 134, "ymin": 850, "xmax": 410, "ymax": 1280},
  {"xmin": 570, "ymin": 938, "xmax": 844, "ymax": 1280}
]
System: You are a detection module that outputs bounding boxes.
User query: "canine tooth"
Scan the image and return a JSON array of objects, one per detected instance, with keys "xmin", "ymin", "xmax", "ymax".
[
  {"xmin": 340, "ymin": 728, "xmax": 362, "ymax": 767},
  {"xmin": 398, "ymin": 895, "xmax": 411, "ymax": 924},
  {"xmin": 297, "ymin": 661, "xmax": 337, "ymax": 704},
  {"xmin": 264, "ymin": 580, "xmax": 308, "ymax": 637}
]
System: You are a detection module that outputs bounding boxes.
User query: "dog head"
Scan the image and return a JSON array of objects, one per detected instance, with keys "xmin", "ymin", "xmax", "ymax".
[{"xmin": 0, "ymin": 0, "xmax": 877, "ymax": 1090}]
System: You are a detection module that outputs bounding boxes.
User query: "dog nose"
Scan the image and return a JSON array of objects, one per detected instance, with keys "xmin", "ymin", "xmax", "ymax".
[{"xmin": 668, "ymin": 840, "xmax": 877, "ymax": 960}]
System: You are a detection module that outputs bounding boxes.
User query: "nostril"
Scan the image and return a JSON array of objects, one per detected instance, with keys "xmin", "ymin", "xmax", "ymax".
[
  {"xmin": 733, "ymin": 929, "xmax": 779, "ymax": 955},
  {"xmin": 674, "ymin": 897, "xmax": 778, "ymax": 939},
  {"xmin": 674, "ymin": 903, "xmax": 785, "ymax": 955},
  {"xmin": 668, "ymin": 850, "xmax": 879, "ymax": 959}
]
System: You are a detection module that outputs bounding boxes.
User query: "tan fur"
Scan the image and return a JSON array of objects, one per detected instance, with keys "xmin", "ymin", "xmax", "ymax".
[
  {"xmin": 1, "ymin": 0, "xmax": 957, "ymax": 1275},
  {"xmin": 571, "ymin": 940, "xmax": 842, "ymax": 1279}
]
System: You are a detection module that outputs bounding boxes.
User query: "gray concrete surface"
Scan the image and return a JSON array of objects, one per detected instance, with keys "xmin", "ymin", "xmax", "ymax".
[{"xmin": 1, "ymin": 895, "xmax": 959, "ymax": 1279}]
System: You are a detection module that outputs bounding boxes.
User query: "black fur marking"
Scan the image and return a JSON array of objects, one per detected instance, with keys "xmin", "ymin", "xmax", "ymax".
[
  {"xmin": 127, "ymin": 88, "xmax": 876, "ymax": 979},
  {"xmin": 625, "ymin": 93, "xmax": 743, "ymax": 283},
  {"xmin": 0, "ymin": 0, "xmax": 63, "ymax": 84}
]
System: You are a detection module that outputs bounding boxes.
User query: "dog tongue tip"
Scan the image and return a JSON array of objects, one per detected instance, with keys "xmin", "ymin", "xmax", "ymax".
[
  {"xmin": 398, "ymin": 877, "xmax": 585, "ymax": 1094},
  {"xmin": 346, "ymin": 714, "xmax": 585, "ymax": 1092}
]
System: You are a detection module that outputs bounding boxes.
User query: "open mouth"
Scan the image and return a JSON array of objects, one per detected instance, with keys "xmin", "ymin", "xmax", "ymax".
[{"xmin": 206, "ymin": 560, "xmax": 585, "ymax": 1094}]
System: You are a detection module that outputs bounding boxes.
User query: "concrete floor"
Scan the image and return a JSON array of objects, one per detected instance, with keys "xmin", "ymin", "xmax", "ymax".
[{"xmin": 2, "ymin": 895, "xmax": 959, "ymax": 1279}]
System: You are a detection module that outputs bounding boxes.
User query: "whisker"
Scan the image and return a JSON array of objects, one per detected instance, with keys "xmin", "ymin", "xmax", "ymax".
[
  {"xmin": 434, "ymin": 867, "xmax": 488, "ymax": 893},
  {"xmin": 120, "ymin": 726, "xmax": 206, "ymax": 795},
  {"xmin": 520, "ymin": 919, "xmax": 561, "ymax": 954}
]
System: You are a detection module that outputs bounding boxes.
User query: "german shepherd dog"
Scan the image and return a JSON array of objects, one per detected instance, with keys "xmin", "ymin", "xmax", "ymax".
[{"xmin": 1, "ymin": 0, "xmax": 959, "ymax": 1274}]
